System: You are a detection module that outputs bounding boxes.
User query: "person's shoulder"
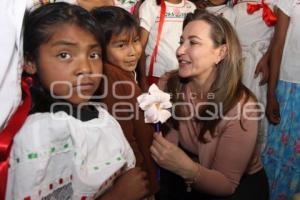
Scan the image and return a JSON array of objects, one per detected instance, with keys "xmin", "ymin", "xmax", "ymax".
[
  {"xmin": 12, "ymin": 112, "xmax": 72, "ymax": 150},
  {"xmin": 184, "ymin": 0, "xmax": 196, "ymax": 9},
  {"xmin": 140, "ymin": 0, "xmax": 157, "ymax": 8}
]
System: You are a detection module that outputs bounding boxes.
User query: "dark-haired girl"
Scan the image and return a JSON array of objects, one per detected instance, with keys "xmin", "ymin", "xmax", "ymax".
[
  {"xmin": 6, "ymin": 3, "xmax": 136, "ymax": 199},
  {"xmin": 92, "ymin": 6, "xmax": 159, "ymax": 199}
]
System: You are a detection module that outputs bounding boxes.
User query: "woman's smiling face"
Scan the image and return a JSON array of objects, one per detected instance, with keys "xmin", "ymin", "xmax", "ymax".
[{"xmin": 176, "ymin": 20, "xmax": 224, "ymax": 82}]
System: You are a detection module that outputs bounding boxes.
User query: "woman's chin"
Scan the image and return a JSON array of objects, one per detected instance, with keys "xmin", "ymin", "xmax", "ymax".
[{"xmin": 178, "ymin": 70, "xmax": 191, "ymax": 78}]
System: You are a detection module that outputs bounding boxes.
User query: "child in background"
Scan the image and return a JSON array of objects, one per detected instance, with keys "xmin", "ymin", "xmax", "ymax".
[
  {"xmin": 231, "ymin": 0, "xmax": 277, "ymax": 151},
  {"xmin": 6, "ymin": 3, "xmax": 143, "ymax": 200},
  {"xmin": 92, "ymin": 6, "xmax": 159, "ymax": 199},
  {"xmin": 205, "ymin": 0, "xmax": 235, "ymax": 25},
  {"xmin": 262, "ymin": 0, "xmax": 300, "ymax": 199},
  {"xmin": 78, "ymin": 0, "xmax": 141, "ymax": 17},
  {"xmin": 138, "ymin": 0, "xmax": 196, "ymax": 89},
  {"xmin": 191, "ymin": 0, "xmax": 235, "ymax": 25}
]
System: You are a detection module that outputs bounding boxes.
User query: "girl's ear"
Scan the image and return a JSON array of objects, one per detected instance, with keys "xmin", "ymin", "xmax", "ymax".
[
  {"xmin": 215, "ymin": 44, "xmax": 227, "ymax": 64},
  {"xmin": 23, "ymin": 57, "xmax": 37, "ymax": 75}
]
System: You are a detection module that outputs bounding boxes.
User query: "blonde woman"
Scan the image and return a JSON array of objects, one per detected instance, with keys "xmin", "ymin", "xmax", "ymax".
[{"xmin": 151, "ymin": 9, "xmax": 269, "ymax": 200}]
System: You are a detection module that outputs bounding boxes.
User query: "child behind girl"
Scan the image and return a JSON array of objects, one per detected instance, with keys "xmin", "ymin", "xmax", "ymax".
[
  {"xmin": 6, "ymin": 3, "xmax": 142, "ymax": 200},
  {"xmin": 138, "ymin": 0, "xmax": 196, "ymax": 89},
  {"xmin": 231, "ymin": 0, "xmax": 277, "ymax": 151},
  {"xmin": 203, "ymin": 0, "xmax": 235, "ymax": 25},
  {"xmin": 262, "ymin": 0, "xmax": 300, "ymax": 199},
  {"xmin": 91, "ymin": 6, "xmax": 159, "ymax": 198}
]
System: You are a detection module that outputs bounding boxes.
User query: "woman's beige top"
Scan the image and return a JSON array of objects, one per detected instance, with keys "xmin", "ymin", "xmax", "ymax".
[{"xmin": 159, "ymin": 77, "xmax": 263, "ymax": 196}]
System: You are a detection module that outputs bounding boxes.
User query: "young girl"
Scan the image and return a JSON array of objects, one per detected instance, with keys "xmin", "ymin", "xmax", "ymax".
[
  {"xmin": 91, "ymin": 6, "xmax": 159, "ymax": 198},
  {"xmin": 262, "ymin": 0, "xmax": 300, "ymax": 199},
  {"xmin": 5, "ymin": 3, "xmax": 143, "ymax": 200},
  {"xmin": 138, "ymin": 0, "xmax": 196, "ymax": 89},
  {"xmin": 231, "ymin": 0, "xmax": 277, "ymax": 151}
]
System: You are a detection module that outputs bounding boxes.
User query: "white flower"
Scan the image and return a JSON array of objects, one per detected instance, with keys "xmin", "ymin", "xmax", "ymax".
[{"xmin": 137, "ymin": 84, "xmax": 172, "ymax": 123}]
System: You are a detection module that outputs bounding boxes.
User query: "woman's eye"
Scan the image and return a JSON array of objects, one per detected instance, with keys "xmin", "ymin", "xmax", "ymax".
[
  {"xmin": 57, "ymin": 52, "xmax": 71, "ymax": 60},
  {"xmin": 179, "ymin": 39, "xmax": 184, "ymax": 45},
  {"xmin": 189, "ymin": 40, "xmax": 198, "ymax": 45},
  {"xmin": 90, "ymin": 52, "xmax": 101, "ymax": 59}
]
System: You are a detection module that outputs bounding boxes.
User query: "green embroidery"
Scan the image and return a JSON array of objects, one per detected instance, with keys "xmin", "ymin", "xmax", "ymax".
[
  {"xmin": 116, "ymin": 157, "xmax": 121, "ymax": 161},
  {"xmin": 28, "ymin": 153, "xmax": 38, "ymax": 160},
  {"xmin": 63, "ymin": 144, "xmax": 69, "ymax": 149},
  {"xmin": 50, "ymin": 147, "xmax": 55, "ymax": 153},
  {"xmin": 16, "ymin": 158, "xmax": 20, "ymax": 163},
  {"xmin": 105, "ymin": 162, "xmax": 111, "ymax": 165},
  {"xmin": 94, "ymin": 166, "xmax": 99, "ymax": 170}
]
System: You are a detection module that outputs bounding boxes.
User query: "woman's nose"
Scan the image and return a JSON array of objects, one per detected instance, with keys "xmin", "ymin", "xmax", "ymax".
[{"xmin": 176, "ymin": 43, "xmax": 186, "ymax": 58}]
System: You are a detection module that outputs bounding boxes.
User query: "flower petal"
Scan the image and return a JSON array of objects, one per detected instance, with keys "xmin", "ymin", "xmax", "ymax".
[
  {"xmin": 158, "ymin": 110, "xmax": 171, "ymax": 123},
  {"xmin": 144, "ymin": 105, "xmax": 159, "ymax": 123}
]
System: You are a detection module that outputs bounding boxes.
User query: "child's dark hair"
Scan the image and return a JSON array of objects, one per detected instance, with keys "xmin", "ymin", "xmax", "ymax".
[
  {"xmin": 24, "ymin": 2, "xmax": 101, "ymax": 62},
  {"xmin": 91, "ymin": 6, "xmax": 139, "ymax": 61}
]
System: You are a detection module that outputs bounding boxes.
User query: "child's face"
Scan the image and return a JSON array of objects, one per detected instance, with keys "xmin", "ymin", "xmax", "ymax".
[
  {"xmin": 26, "ymin": 24, "xmax": 102, "ymax": 105},
  {"xmin": 106, "ymin": 29, "xmax": 142, "ymax": 72}
]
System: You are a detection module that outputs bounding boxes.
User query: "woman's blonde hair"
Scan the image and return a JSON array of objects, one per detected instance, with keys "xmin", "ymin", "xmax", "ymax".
[{"xmin": 166, "ymin": 9, "xmax": 256, "ymax": 142}]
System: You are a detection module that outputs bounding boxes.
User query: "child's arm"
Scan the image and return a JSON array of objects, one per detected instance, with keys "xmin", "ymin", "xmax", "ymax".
[
  {"xmin": 138, "ymin": 27, "xmax": 150, "ymax": 91},
  {"xmin": 254, "ymin": 42, "xmax": 271, "ymax": 86},
  {"xmin": 97, "ymin": 168, "xmax": 149, "ymax": 200},
  {"xmin": 254, "ymin": 6, "xmax": 279, "ymax": 86},
  {"xmin": 266, "ymin": 7, "xmax": 290, "ymax": 124}
]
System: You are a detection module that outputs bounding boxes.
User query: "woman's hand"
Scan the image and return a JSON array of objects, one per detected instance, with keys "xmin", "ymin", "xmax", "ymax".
[
  {"xmin": 150, "ymin": 133, "xmax": 198, "ymax": 180},
  {"xmin": 266, "ymin": 95, "xmax": 280, "ymax": 124}
]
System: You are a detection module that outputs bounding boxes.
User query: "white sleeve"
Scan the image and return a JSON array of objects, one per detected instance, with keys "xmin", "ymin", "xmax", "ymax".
[
  {"xmin": 139, "ymin": 0, "xmax": 158, "ymax": 32},
  {"xmin": 276, "ymin": 0, "xmax": 295, "ymax": 16},
  {"xmin": 0, "ymin": 0, "xmax": 79, "ymax": 130},
  {"xmin": 0, "ymin": 0, "xmax": 25, "ymax": 129}
]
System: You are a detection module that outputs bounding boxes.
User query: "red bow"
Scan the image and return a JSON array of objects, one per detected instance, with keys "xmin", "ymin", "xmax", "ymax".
[
  {"xmin": 247, "ymin": 0, "xmax": 277, "ymax": 26},
  {"xmin": 0, "ymin": 79, "xmax": 31, "ymax": 200}
]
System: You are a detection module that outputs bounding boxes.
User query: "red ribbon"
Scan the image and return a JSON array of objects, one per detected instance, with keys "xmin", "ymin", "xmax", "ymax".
[
  {"xmin": 247, "ymin": 0, "xmax": 277, "ymax": 26},
  {"xmin": 0, "ymin": 79, "xmax": 31, "ymax": 200},
  {"xmin": 147, "ymin": 0, "xmax": 166, "ymax": 85}
]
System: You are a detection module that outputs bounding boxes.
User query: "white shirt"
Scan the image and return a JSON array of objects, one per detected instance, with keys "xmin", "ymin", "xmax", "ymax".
[
  {"xmin": 139, "ymin": 0, "xmax": 196, "ymax": 77},
  {"xmin": 0, "ymin": 0, "xmax": 25, "ymax": 130},
  {"xmin": 6, "ymin": 107, "xmax": 135, "ymax": 200},
  {"xmin": 206, "ymin": 5, "xmax": 236, "ymax": 26},
  {"xmin": 114, "ymin": 0, "xmax": 139, "ymax": 13},
  {"xmin": 233, "ymin": 0, "xmax": 277, "ymax": 47},
  {"xmin": 276, "ymin": 0, "xmax": 300, "ymax": 83}
]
